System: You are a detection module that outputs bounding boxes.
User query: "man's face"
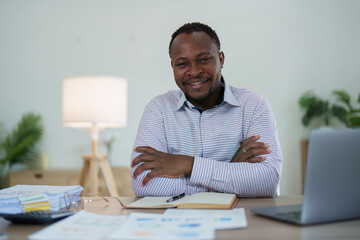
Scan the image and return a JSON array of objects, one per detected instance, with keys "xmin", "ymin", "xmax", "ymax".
[{"xmin": 170, "ymin": 32, "xmax": 224, "ymax": 109}]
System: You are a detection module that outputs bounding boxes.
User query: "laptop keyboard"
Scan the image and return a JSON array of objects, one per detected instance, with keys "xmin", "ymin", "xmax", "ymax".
[{"xmin": 275, "ymin": 211, "xmax": 302, "ymax": 222}]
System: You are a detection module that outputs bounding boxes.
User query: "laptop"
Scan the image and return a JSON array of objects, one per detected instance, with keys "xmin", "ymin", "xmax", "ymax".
[{"xmin": 251, "ymin": 128, "xmax": 360, "ymax": 225}]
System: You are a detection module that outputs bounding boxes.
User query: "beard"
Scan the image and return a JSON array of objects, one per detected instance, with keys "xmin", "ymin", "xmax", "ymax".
[{"xmin": 184, "ymin": 79, "xmax": 222, "ymax": 108}]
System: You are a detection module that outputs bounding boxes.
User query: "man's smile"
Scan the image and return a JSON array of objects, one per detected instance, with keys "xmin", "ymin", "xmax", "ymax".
[{"xmin": 185, "ymin": 79, "xmax": 209, "ymax": 89}]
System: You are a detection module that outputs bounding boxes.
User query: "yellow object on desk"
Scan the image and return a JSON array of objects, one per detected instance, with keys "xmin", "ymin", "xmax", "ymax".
[{"xmin": 24, "ymin": 205, "xmax": 51, "ymax": 212}]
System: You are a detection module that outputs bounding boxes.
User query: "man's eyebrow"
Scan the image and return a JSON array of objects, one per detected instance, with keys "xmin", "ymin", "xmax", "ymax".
[
  {"xmin": 174, "ymin": 57, "xmax": 187, "ymax": 62},
  {"xmin": 174, "ymin": 52, "xmax": 212, "ymax": 62},
  {"xmin": 196, "ymin": 52, "xmax": 211, "ymax": 57}
]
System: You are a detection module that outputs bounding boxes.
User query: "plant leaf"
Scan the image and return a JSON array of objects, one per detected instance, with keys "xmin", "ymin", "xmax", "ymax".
[
  {"xmin": 299, "ymin": 90, "xmax": 329, "ymax": 126},
  {"xmin": 347, "ymin": 111, "xmax": 360, "ymax": 128},
  {"xmin": 0, "ymin": 113, "xmax": 43, "ymax": 166},
  {"xmin": 308, "ymin": 100, "xmax": 328, "ymax": 116},
  {"xmin": 299, "ymin": 91, "xmax": 317, "ymax": 109},
  {"xmin": 332, "ymin": 90, "xmax": 351, "ymax": 105},
  {"xmin": 301, "ymin": 100, "xmax": 328, "ymax": 126},
  {"xmin": 331, "ymin": 105, "xmax": 348, "ymax": 126},
  {"xmin": 348, "ymin": 116, "xmax": 360, "ymax": 128}
]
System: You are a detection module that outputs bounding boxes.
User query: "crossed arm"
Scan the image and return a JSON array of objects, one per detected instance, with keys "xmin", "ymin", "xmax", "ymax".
[
  {"xmin": 131, "ymin": 136, "xmax": 280, "ymax": 197},
  {"xmin": 130, "ymin": 97, "xmax": 282, "ymax": 197},
  {"xmin": 132, "ymin": 136, "xmax": 270, "ymax": 186}
]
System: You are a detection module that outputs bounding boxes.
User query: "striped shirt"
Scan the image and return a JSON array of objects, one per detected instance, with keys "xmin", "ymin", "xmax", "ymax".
[{"xmin": 131, "ymin": 82, "xmax": 283, "ymax": 197}]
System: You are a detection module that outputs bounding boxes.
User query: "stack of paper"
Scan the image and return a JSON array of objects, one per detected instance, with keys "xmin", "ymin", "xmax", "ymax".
[{"xmin": 0, "ymin": 185, "xmax": 83, "ymax": 214}]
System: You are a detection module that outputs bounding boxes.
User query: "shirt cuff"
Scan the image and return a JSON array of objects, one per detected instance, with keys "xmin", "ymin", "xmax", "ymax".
[{"xmin": 189, "ymin": 157, "xmax": 229, "ymax": 191}]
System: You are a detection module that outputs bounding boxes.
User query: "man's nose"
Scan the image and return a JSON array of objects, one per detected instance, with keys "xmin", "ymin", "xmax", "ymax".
[{"xmin": 186, "ymin": 63, "xmax": 203, "ymax": 77}]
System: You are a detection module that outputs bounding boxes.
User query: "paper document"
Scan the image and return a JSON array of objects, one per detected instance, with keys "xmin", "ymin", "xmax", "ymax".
[
  {"xmin": 164, "ymin": 208, "xmax": 247, "ymax": 229},
  {"xmin": 109, "ymin": 212, "xmax": 215, "ymax": 240},
  {"xmin": 28, "ymin": 210, "xmax": 127, "ymax": 240}
]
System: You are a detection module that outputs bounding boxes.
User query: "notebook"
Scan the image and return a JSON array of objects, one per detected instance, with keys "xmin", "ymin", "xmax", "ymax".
[
  {"xmin": 251, "ymin": 129, "xmax": 360, "ymax": 225},
  {"xmin": 124, "ymin": 192, "xmax": 238, "ymax": 209}
]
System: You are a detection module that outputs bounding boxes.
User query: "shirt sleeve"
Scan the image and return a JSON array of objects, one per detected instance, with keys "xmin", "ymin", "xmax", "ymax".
[
  {"xmin": 130, "ymin": 99, "xmax": 188, "ymax": 197},
  {"xmin": 189, "ymin": 97, "xmax": 282, "ymax": 197}
]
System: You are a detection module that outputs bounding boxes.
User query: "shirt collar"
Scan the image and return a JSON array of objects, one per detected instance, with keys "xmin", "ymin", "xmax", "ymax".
[
  {"xmin": 175, "ymin": 77, "xmax": 241, "ymax": 111},
  {"xmin": 176, "ymin": 91, "xmax": 187, "ymax": 110},
  {"xmin": 223, "ymin": 81, "xmax": 241, "ymax": 107}
]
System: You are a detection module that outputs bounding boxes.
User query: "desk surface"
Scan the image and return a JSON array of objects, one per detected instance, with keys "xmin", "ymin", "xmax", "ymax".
[{"xmin": 1, "ymin": 195, "xmax": 360, "ymax": 240}]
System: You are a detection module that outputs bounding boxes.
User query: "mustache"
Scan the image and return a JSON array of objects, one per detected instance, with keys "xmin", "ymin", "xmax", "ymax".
[{"xmin": 184, "ymin": 75, "xmax": 208, "ymax": 82}]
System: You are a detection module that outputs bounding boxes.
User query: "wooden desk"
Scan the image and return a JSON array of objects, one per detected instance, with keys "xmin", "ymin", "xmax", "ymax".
[{"xmin": 1, "ymin": 196, "xmax": 360, "ymax": 240}]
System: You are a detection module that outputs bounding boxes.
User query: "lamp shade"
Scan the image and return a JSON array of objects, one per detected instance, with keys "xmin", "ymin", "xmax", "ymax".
[{"xmin": 62, "ymin": 76, "xmax": 127, "ymax": 129}]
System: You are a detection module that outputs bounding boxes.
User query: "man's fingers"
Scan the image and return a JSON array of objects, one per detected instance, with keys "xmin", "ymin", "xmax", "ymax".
[
  {"xmin": 231, "ymin": 147, "xmax": 271, "ymax": 163},
  {"xmin": 134, "ymin": 146, "xmax": 157, "ymax": 154},
  {"xmin": 131, "ymin": 153, "xmax": 157, "ymax": 167},
  {"xmin": 243, "ymin": 141, "xmax": 269, "ymax": 151},
  {"xmin": 132, "ymin": 146, "xmax": 160, "ymax": 167},
  {"xmin": 132, "ymin": 162, "xmax": 153, "ymax": 179},
  {"xmin": 247, "ymin": 156, "xmax": 266, "ymax": 163},
  {"xmin": 245, "ymin": 148, "xmax": 271, "ymax": 158},
  {"xmin": 142, "ymin": 171, "xmax": 156, "ymax": 186},
  {"xmin": 241, "ymin": 135, "xmax": 260, "ymax": 147}
]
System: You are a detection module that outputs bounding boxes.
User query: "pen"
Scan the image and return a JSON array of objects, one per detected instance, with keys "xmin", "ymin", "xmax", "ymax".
[{"xmin": 166, "ymin": 193, "xmax": 185, "ymax": 202}]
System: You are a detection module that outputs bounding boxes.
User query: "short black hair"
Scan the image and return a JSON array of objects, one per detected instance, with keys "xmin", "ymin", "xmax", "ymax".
[{"xmin": 169, "ymin": 22, "xmax": 221, "ymax": 57}]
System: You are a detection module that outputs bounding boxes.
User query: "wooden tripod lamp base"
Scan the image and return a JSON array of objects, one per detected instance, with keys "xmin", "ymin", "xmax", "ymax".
[{"xmin": 79, "ymin": 154, "xmax": 119, "ymax": 197}]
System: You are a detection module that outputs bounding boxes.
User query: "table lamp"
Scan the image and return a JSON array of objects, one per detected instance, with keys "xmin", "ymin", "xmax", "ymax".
[{"xmin": 62, "ymin": 76, "xmax": 127, "ymax": 196}]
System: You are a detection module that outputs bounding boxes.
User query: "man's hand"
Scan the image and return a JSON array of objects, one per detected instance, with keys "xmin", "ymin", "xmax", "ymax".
[
  {"xmin": 231, "ymin": 135, "xmax": 271, "ymax": 163},
  {"xmin": 131, "ymin": 146, "xmax": 194, "ymax": 186}
]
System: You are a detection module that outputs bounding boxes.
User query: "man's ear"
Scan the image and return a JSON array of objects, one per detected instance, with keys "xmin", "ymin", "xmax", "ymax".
[{"xmin": 219, "ymin": 51, "xmax": 225, "ymax": 69}]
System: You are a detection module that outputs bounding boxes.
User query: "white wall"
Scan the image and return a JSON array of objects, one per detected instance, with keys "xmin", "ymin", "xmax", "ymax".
[{"xmin": 1, "ymin": 0, "xmax": 359, "ymax": 195}]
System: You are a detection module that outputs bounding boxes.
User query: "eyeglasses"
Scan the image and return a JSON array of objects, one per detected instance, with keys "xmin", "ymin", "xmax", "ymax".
[
  {"xmin": 63, "ymin": 192, "xmax": 82, "ymax": 211},
  {"xmin": 83, "ymin": 193, "xmax": 125, "ymax": 208}
]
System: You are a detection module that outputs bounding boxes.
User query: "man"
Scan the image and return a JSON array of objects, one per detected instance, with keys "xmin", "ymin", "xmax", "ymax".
[{"xmin": 131, "ymin": 22, "xmax": 283, "ymax": 197}]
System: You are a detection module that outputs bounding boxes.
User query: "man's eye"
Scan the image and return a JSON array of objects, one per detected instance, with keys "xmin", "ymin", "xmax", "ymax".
[
  {"xmin": 176, "ymin": 63, "xmax": 187, "ymax": 67},
  {"xmin": 199, "ymin": 58, "xmax": 210, "ymax": 63}
]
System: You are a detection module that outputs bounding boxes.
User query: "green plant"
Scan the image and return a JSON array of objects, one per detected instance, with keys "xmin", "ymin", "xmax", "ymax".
[
  {"xmin": 0, "ymin": 112, "xmax": 43, "ymax": 188},
  {"xmin": 299, "ymin": 91, "xmax": 331, "ymax": 126},
  {"xmin": 299, "ymin": 90, "xmax": 360, "ymax": 128},
  {"xmin": 331, "ymin": 90, "xmax": 360, "ymax": 128}
]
